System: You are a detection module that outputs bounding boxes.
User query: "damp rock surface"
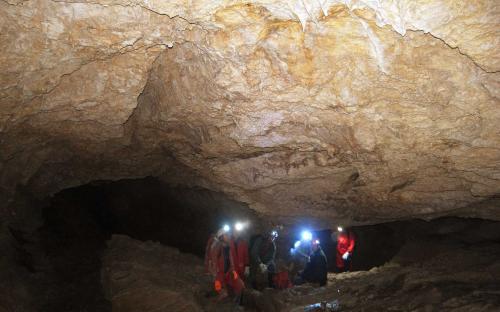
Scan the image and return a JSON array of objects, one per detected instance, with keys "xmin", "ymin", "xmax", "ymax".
[{"xmin": 1, "ymin": 0, "xmax": 500, "ymax": 225}]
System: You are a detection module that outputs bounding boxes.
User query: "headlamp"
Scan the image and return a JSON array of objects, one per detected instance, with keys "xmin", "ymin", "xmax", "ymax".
[
  {"xmin": 294, "ymin": 240, "xmax": 301, "ymax": 248},
  {"xmin": 223, "ymin": 224, "xmax": 230, "ymax": 232},
  {"xmin": 301, "ymin": 230, "xmax": 313, "ymax": 241},
  {"xmin": 235, "ymin": 222, "xmax": 244, "ymax": 231},
  {"xmin": 337, "ymin": 226, "xmax": 343, "ymax": 232}
]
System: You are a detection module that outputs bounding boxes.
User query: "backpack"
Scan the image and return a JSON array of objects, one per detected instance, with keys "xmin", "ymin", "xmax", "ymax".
[{"xmin": 273, "ymin": 271, "xmax": 293, "ymax": 289}]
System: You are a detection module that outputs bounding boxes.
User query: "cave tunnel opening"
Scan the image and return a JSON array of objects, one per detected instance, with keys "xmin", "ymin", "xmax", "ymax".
[
  {"xmin": 32, "ymin": 176, "xmax": 500, "ymax": 311},
  {"xmin": 43, "ymin": 176, "xmax": 261, "ymax": 257},
  {"xmin": 42, "ymin": 176, "xmax": 422, "ymax": 278},
  {"xmin": 38, "ymin": 176, "xmax": 262, "ymax": 312},
  {"xmin": 280, "ymin": 218, "xmax": 500, "ymax": 276}
]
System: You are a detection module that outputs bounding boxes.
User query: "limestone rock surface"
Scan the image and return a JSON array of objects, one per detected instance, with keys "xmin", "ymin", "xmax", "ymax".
[
  {"xmin": 101, "ymin": 235, "xmax": 206, "ymax": 312},
  {"xmin": 1, "ymin": 0, "xmax": 500, "ymax": 224}
]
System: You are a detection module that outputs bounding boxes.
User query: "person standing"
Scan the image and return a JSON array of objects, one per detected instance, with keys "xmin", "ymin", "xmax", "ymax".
[
  {"xmin": 249, "ymin": 229, "xmax": 278, "ymax": 289},
  {"xmin": 204, "ymin": 232, "xmax": 218, "ymax": 277},
  {"xmin": 232, "ymin": 222, "xmax": 250, "ymax": 282},
  {"xmin": 333, "ymin": 227, "xmax": 355, "ymax": 272},
  {"xmin": 209, "ymin": 226, "xmax": 245, "ymax": 300}
]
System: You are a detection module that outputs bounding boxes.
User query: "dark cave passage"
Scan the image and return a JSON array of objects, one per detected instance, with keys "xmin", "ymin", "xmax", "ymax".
[
  {"xmin": 32, "ymin": 177, "xmax": 500, "ymax": 311},
  {"xmin": 283, "ymin": 218, "xmax": 500, "ymax": 273},
  {"xmin": 44, "ymin": 176, "xmax": 261, "ymax": 256},
  {"xmin": 37, "ymin": 177, "xmax": 262, "ymax": 312}
]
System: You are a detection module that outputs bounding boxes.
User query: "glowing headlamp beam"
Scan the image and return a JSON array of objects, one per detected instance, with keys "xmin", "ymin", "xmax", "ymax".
[
  {"xmin": 301, "ymin": 230, "xmax": 312, "ymax": 241},
  {"xmin": 235, "ymin": 222, "xmax": 244, "ymax": 231}
]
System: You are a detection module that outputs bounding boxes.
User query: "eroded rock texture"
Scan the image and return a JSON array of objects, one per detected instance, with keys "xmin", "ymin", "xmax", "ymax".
[
  {"xmin": 1, "ymin": 0, "xmax": 500, "ymax": 224},
  {"xmin": 101, "ymin": 235, "xmax": 207, "ymax": 312},
  {"xmin": 101, "ymin": 224, "xmax": 500, "ymax": 312}
]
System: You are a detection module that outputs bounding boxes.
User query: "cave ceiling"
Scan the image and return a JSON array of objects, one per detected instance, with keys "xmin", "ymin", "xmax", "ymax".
[{"xmin": 1, "ymin": 0, "xmax": 499, "ymax": 224}]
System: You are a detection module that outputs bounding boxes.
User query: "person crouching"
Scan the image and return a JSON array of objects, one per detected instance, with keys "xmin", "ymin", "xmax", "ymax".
[{"xmin": 295, "ymin": 238, "xmax": 328, "ymax": 286}]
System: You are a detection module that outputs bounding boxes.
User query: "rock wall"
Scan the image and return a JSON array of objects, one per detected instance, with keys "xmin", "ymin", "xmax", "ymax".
[
  {"xmin": 101, "ymin": 235, "xmax": 207, "ymax": 312},
  {"xmin": 1, "ymin": 0, "xmax": 499, "ymax": 225}
]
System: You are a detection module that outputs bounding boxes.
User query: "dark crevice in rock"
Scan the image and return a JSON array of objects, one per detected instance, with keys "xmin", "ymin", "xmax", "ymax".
[
  {"xmin": 412, "ymin": 29, "xmax": 499, "ymax": 74},
  {"xmin": 389, "ymin": 177, "xmax": 415, "ymax": 193},
  {"xmin": 49, "ymin": 0, "xmax": 204, "ymax": 29}
]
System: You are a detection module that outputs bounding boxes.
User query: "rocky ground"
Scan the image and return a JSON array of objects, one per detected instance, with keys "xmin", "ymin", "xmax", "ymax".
[
  {"xmin": 282, "ymin": 242, "xmax": 500, "ymax": 311},
  {"xmin": 102, "ymin": 233, "xmax": 500, "ymax": 312},
  {"xmin": 101, "ymin": 235, "xmax": 208, "ymax": 312}
]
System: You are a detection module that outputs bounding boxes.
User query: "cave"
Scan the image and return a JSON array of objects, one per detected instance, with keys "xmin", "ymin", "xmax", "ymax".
[
  {"xmin": 42, "ymin": 177, "xmax": 262, "ymax": 256},
  {"xmin": 1, "ymin": 0, "xmax": 500, "ymax": 311},
  {"xmin": 4, "ymin": 177, "xmax": 500, "ymax": 311},
  {"xmin": 23, "ymin": 177, "xmax": 261, "ymax": 311}
]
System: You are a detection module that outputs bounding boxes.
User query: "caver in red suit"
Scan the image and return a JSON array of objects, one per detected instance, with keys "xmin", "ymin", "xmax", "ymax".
[
  {"xmin": 214, "ymin": 236, "xmax": 245, "ymax": 297},
  {"xmin": 233, "ymin": 238, "xmax": 249, "ymax": 280},
  {"xmin": 336, "ymin": 230, "xmax": 355, "ymax": 272}
]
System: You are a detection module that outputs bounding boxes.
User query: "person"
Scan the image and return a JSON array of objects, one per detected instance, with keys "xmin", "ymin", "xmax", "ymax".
[
  {"xmin": 232, "ymin": 223, "xmax": 250, "ymax": 281},
  {"xmin": 204, "ymin": 232, "xmax": 218, "ymax": 277},
  {"xmin": 333, "ymin": 227, "xmax": 355, "ymax": 272},
  {"xmin": 292, "ymin": 238, "xmax": 312, "ymax": 268},
  {"xmin": 295, "ymin": 239, "xmax": 328, "ymax": 286},
  {"xmin": 212, "ymin": 227, "xmax": 245, "ymax": 301},
  {"xmin": 249, "ymin": 229, "xmax": 278, "ymax": 289}
]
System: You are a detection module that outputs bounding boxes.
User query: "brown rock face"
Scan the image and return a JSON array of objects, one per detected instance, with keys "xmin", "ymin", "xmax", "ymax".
[
  {"xmin": 101, "ymin": 235, "xmax": 206, "ymax": 312},
  {"xmin": 1, "ymin": 0, "xmax": 499, "ymax": 224}
]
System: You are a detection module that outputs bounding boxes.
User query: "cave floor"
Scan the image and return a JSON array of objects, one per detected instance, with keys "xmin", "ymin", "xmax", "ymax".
[
  {"xmin": 281, "ymin": 251, "xmax": 500, "ymax": 312},
  {"xmin": 101, "ymin": 235, "xmax": 500, "ymax": 312}
]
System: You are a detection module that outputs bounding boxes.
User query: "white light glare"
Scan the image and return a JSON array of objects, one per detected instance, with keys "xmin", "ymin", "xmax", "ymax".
[
  {"xmin": 235, "ymin": 222, "xmax": 244, "ymax": 231},
  {"xmin": 337, "ymin": 226, "xmax": 343, "ymax": 232},
  {"xmin": 294, "ymin": 240, "xmax": 301, "ymax": 248},
  {"xmin": 301, "ymin": 230, "xmax": 313, "ymax": 241},
  {"xmin": 313, "ymin": 239, "xmax": 320, "ymax": 244},
  {"xmin": 223, "ymin": 224, "xmax": 230, "ymax": 232}
]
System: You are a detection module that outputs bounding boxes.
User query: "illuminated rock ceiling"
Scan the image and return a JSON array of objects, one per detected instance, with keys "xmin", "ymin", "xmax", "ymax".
[{"xmin": 1, "ymin": 0, "xmax": 499, "ymax": 224}]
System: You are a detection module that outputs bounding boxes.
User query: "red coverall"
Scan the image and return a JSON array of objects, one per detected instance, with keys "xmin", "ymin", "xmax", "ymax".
[
  {"xmin": 214, "ymin": 239, "xmax": 245, "ymax": 296},
  {"xmin": 336, "ymin": 230, "xmax": 355, "ymax": 269},
  {"xmin": 233, "ymin": 238, "xmax": 249, "ymax": 280}
]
